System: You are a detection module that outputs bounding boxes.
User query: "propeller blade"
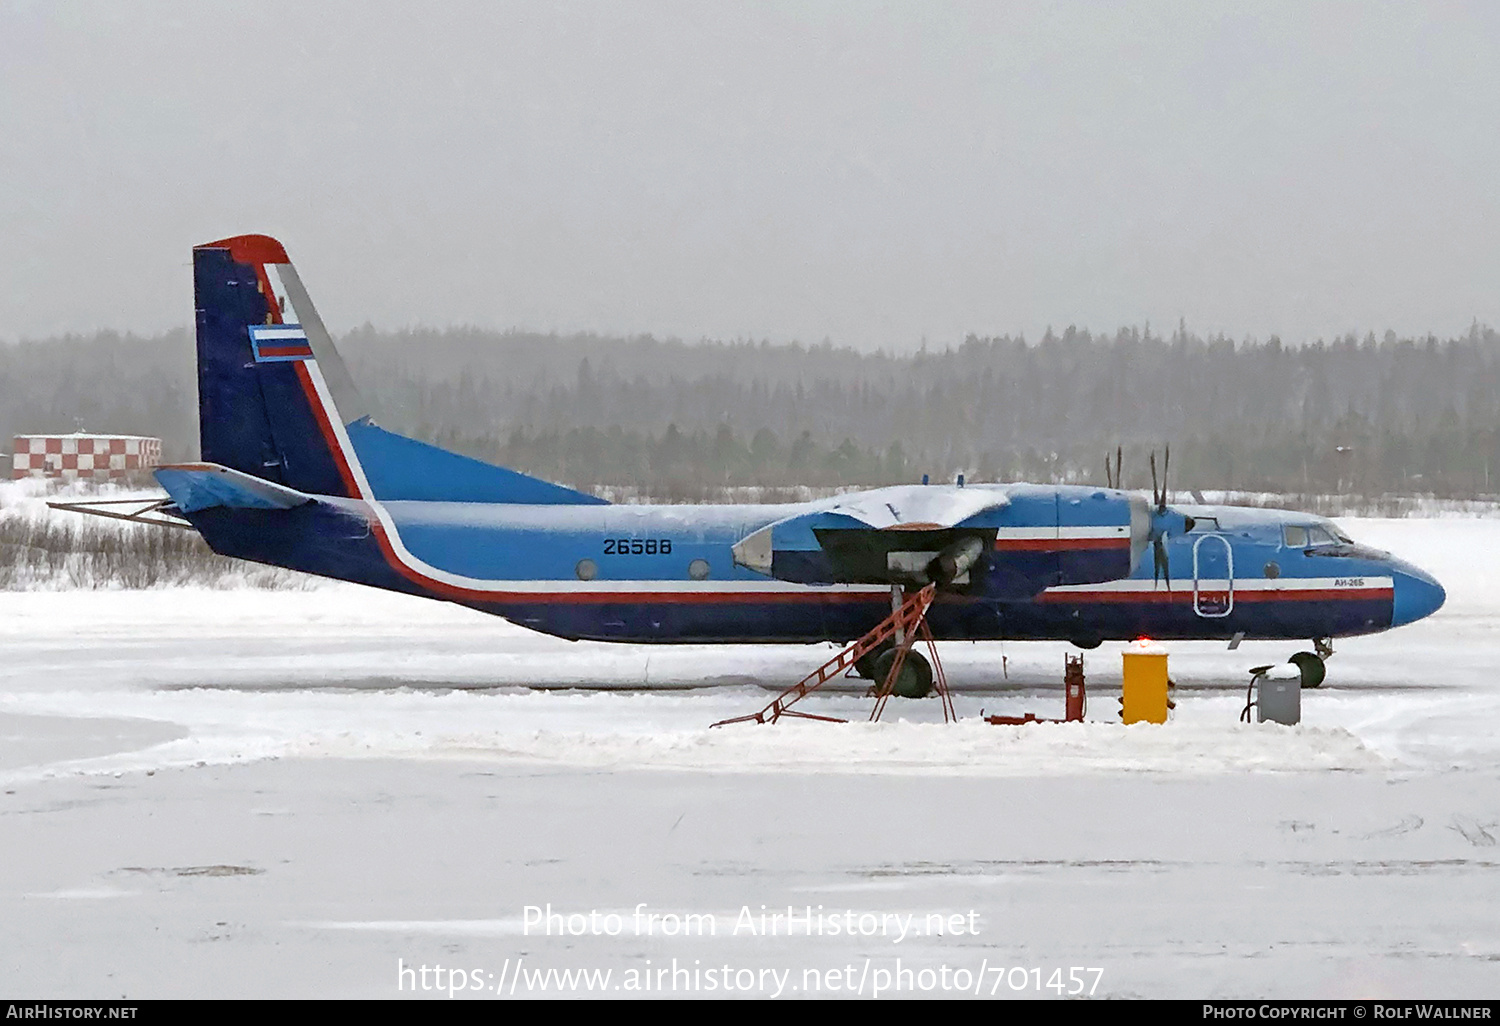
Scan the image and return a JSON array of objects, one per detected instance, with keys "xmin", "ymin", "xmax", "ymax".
[
  {"xmin": 1161, "ymin": 445, "xmax": 1170, "ymax": 511},
  {"xmin": 1104, "ymin": 453, "xmax": 1113, "ymax": 489},
  {"xmin": 1150, "ymin": 452, "xmax": 1159, "ymax": 508},
  {"xmin": 1115, "ymin": 446, "xmax": 1122, "ymax": 490},
  {"xmin": 1153, "ymin": 535, "xmax": 1171, "ymax": 591}
]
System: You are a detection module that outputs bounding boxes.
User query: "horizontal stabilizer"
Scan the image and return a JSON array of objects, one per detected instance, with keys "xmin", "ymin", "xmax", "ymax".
[
  {"xmin": 345, "ymin": 420, "xmax": 608, "ymax": 505},
  {"xmin": 154, "ymin": 463, "xmax": 314, "ymax": 514}
]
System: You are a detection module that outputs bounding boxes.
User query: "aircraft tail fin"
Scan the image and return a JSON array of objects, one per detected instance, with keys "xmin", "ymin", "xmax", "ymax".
[{"xmin": 188, "ymin": 235, "xmax": 605, "ymax": 505}]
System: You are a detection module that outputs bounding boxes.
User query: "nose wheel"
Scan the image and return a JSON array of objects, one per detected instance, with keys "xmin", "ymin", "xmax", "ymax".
[
  {"xmin": 1247, "ymin": 639, "xmax": 1331, "ymax": 691},
  {"xmin": 1286, "ymin": 639, "xmax": 1332, "ymax": 688},
  {"xmin": 1289, "ymin": 651, "xmax": 1326, "ymax": 689}
]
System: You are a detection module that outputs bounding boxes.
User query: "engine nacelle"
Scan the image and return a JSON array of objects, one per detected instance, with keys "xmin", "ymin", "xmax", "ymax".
[{"xmin": 732, "ymin": 484, "xmax": 1149, "ymax": 598}]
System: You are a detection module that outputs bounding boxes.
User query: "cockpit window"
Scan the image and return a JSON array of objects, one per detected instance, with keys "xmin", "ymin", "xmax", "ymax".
[{"xmin": 1285, "ymin": 523, "xmax": 1353, "ymax": 548}]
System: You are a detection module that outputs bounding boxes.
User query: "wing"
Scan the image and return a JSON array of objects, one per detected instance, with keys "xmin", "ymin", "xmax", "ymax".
[
  {"xmin": 732, "ymin": 485, "xmax": 1008, "ymax": 586},
  {"xmin": 816, "ymin": 484, "xmax": 1010, "ymax": 531}
]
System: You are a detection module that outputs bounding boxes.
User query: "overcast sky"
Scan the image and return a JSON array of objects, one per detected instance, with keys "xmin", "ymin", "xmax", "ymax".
[{"xmin": 1, "ymin": 1, "xmax": 1497, "ymax": 348}]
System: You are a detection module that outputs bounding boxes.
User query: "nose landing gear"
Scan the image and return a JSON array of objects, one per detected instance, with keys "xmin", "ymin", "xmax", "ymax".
[
  {"xmin": 1288, "ymin": 651, "xmax": 1326, "ymax": 689},
  {"xmin": 1286, "ymin": 638, "xmax": 1333, "ymax": 688},
  {"xmin": 1243, "ymin": 638, "xmax": 1331, "ymax": 692}
]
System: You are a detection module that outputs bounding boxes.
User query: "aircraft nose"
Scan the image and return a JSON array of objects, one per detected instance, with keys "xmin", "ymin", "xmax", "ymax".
[{"xmin": 1391, "ymin": 563, "xmax": 1446, "ymax": 627}]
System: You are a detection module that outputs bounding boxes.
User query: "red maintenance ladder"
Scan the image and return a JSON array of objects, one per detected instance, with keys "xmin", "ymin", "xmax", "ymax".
[{"xmin": 711, "ymin": 584, "xmax": 957, "ymax": 727}]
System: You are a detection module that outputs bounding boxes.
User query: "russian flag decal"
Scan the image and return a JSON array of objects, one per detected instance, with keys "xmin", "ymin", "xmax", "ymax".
[{"xmin": 249, "ymin": 324, "xmax": 314, "ymax": 362}]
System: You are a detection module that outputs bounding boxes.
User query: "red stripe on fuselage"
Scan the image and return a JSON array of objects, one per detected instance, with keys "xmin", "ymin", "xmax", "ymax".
[
  {"xmin": 1236, "ymin": 587, "xmax": 1392, "ymax": 603},
  {"xmin": 994, "ymin": 537, "xmax": 1131, "ymax": 551},
  {"xmin": 360, "ymin": 512, "xmax": 887, "ymax": 606},
  {"xmin": 1037, "ymin": 586, "xmax": 1392, "ymax": 605},
  {"xmin": 294, "ymin": 359, "xmax": 1379, "ymax": 613},
  {"xmin": 284, "ymin": 335, "xmax": 897, "ymax": 605},
  {"xmin": 292, "ymin": 360, "xmax": 361, "ymax": 500}
]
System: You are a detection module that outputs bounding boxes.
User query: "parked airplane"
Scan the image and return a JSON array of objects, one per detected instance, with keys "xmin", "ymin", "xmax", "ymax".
[{"xmin": 146, "ymin": 235, "xmax": 1445, "ymax": 691}]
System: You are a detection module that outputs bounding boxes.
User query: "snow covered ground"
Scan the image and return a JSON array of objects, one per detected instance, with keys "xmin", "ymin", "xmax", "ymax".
[{"xmin": 1, "ymin": 515, "xmax": 1497, "ymax": 998}]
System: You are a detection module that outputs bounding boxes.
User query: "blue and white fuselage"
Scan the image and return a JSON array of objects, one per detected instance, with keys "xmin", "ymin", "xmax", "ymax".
[{"xmin": 157, "ymin": 235, "xmax": 1446, "ymax": 651}]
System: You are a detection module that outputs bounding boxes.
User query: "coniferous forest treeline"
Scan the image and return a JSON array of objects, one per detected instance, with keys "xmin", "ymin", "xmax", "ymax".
[{"xmin": 3, "ymin": 323, "xmax": 1499, "ymax": 501}]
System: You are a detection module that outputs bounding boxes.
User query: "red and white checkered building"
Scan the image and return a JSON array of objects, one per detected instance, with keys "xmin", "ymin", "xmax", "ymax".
[{"xmin": 12, "ymin": 433, "xmax": 163, "ymax": 481}]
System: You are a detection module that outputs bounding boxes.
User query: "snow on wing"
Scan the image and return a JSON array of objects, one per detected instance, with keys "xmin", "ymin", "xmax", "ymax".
[{"xmin": 819, "ymin": 485, "xmax": 1010, "ymax": 530}]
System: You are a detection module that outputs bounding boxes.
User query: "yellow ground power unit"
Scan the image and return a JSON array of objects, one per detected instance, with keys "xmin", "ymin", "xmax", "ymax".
[{"xmin": 1121, "ymin": 640, "xmax": 1170, "ymax": 724}]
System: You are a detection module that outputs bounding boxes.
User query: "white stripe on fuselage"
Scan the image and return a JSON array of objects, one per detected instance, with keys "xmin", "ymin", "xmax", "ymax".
[
  {"xmin": 302, "ymin": 357, "xmax": 889, "ymax": 596},
  {"xmin": 1045, "ymin": 576, "xmax": 1393, "ymax": 594},
  {"xmin": 995, "ymin": 525, "xmax": 1129, "ymax": 540},
  {"xmin": 302, "ymin": 356, "xmax": 1343, "ymax": 601}
]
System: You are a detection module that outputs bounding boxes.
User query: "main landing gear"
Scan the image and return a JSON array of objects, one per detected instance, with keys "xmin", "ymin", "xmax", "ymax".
[
  {"xmin": 853, "ymin": 641, "xmax": 935, "ymax": 699},
  {"xmin": 852, "ymin": 643, "xmax": 887, "ymax": 681},
  {"xmin": 873, "ymin": 647, "xmax": 934, "ymax": 699},
  {"xmin": 711, "ymin": 584, "xmax": 954, "ymax": 727}
]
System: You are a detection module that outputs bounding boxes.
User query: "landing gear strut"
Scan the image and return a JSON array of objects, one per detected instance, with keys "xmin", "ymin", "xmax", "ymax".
[{"xmin": 711, "ymin": 584, "xmax": 955, "ymax": 727}]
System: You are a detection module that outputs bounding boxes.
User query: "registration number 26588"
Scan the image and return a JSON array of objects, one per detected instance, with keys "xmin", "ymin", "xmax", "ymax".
[{"xmin": 603, "ymin": 539, "xmax": 673, "ymax": 555}]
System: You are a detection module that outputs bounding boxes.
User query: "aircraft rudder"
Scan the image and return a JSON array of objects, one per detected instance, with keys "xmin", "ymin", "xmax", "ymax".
[
  {"xmin": 192, "ymin": 234, "xmax": 606, "ymax": 506},
  {"xmin": 193, "ymin": 235, "xmax": 364, "ymax": 497}
]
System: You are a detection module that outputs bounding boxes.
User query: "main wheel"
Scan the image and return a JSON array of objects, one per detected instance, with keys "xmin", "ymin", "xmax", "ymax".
[
  {"xmin": 874, "ymin": 648, "xmax": 934, "ymax": 699},
  {"xmin": 1289, "ymin": 651, "xmax": 1326, "ymax": 689},
  {"xmin": 853, "ymin": 640, "xmax": 893, "ymax": 680}
]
